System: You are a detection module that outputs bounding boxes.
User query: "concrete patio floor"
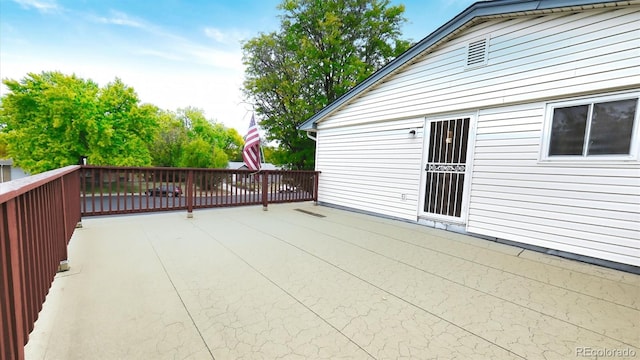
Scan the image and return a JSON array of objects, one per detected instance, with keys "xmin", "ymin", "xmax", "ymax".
[{"xmin": 25, "ymin": 202, "xmax": 639, "ymax": 359}]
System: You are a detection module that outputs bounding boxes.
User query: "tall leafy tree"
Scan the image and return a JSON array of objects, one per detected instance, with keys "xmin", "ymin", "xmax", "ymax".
[
  {"xmin": 0, "ymin": 72, "xmax": 158, "ymax": 173},
  {"xmin": 179, "ymin": 138, "xmax": 228, "ymax": 168},
  {"xmin": 1, "ymin": 72, "xmax": 99, "ymax": 173},
  {"xmin": 149, "ymin": 107, "xmax": 243, "ymax": 168},
  {"xmin": 178, "ymin": 108, "xmax": 228, "ymax": 168},
  {"xmin": 149, "ymin": 109, "xmax": 188, "ymax": 167},
  {"xmin": 90, "ymin": 79, "xmax": 158, "ymax": 166},
  {"xmin": 212, "ymin": 123, "xmax": 244, "ymax": 162},
  {"xmin": 177, "ymin": 107, "xmax": 243, "ymax": 168},
  {"xmin": 243, "ymin": 0, "xmax": 410, "ymax": 169}
]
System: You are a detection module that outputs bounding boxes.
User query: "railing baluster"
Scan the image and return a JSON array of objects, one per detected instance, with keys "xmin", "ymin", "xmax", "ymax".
[{"xmin": 186, "ymin": 170, "xmax": 193, "ymax": 216}]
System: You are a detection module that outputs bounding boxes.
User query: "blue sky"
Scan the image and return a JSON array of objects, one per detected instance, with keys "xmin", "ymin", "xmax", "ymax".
[{"xmin": 0, "ymin": 0, "xmax": 477, "ymax": 132}]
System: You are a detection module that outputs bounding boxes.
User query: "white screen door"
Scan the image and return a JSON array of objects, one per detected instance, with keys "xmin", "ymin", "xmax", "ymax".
[{"xmin": 422, "ymin": 117, "xmax": 470, "ymax": 219}]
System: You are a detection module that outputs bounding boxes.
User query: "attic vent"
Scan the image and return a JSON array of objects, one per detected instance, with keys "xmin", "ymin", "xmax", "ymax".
[{"xmin": 466, "ymin": 38, "xmax": 487, "ymax": 67}]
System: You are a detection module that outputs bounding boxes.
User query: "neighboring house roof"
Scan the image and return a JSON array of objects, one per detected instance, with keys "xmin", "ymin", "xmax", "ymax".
[
  {"xmin": 227, "ymin": 161, "xmax": 279, "ymax": 170},
  {"xmin": 298, "ymin": 0, "xmax": 632, "ymax": 131},
  {"xmin": 227, "ymin": 161, "xmax": 249, "ymax": 170}
]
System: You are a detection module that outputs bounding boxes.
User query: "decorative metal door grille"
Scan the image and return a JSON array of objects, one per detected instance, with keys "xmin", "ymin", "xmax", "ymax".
[{"xmin": 424, "ymin": 117, "xmax": 470, "ymax": 218}]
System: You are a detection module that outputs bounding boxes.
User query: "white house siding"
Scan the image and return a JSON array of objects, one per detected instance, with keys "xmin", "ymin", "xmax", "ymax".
[
  {"xmin": 467, "ymin": 103, "xmax": 640, "ymax": 266},
  {"xmin": 317, "ymin": 5, "xmax": 640, "ymax": 128},
  {"xmin": 10, "ymin": 166, "xmax": 29, "ymax": 181},
  {"xmin": 315, "ymin": 118, "xmax": 424, "ymax": 220},
  {"xmin": 313, "ymin": 5, "xmax": 640, "ymax": 266}
]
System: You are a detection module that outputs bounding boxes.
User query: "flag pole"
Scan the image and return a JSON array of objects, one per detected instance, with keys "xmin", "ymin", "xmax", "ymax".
[{"xmin": 260, "ymin": 141, "xmax": 265, "ymax": 165}]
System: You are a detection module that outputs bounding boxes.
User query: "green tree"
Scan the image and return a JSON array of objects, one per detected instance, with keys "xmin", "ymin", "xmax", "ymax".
[
  {"xmin": 0, "ymin": 132, "xmax": 9, "ymax": 158},
  {"xmin": 150, "ymin": 110, "xmax": 188, "ymax": 167},
  {"xmin": 262, "ymin": 145, "xmax": 275, "ymax": 164},
  {"xmin": 0, "ymin": 72, "xmax": 158, "ymax": 173},
  {"xmin": 243, "ymin": 0, "xmax": 410, "ymax": 169},
  {"xmin": 179, "ymin": 137, "xmax": 227, "ymax": 168},
  {"xmin": 1, "ymin": 72, "xmax": 98, "ymax": 173},
  {"xmin": 89, "ymin": 79, "xmax": 158, "ymax": 166},
  {"xmin": 175, "ymin": 107, "xmax": 232, "ymax": 168},
  {"xmin": 149, "ymin": 107, "xmax": 241, "ymax": 168},
  {"xmin": 213, "ymin": 123, "xmax": 244, "ymax": 162}
]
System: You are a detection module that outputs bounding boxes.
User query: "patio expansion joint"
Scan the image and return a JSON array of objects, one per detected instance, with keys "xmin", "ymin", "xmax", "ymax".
[
  {"xmin": 245, "ymin": 227, "xmax": 529, "ymax": 360},
  {"xmin": 342, "ymin": 235, "xmax": 639, "ymax": 347},
  {"xmin": 142, "ymin": 227, "xmax": 217, "ymax": 360},
  {"xmin": 189, "ymin": 220, "xmax": 379, "ymax": 360},
  {"xmin": 337, "ymin": 213, "xmax": 629, "ymax": 282},
  {"xmin": 302, "ymin": 215, "xmax": 638, "ymax": 311},
  {"xmin": 273, "ymin": 214, "xmax": 640, "ymax": 350}
]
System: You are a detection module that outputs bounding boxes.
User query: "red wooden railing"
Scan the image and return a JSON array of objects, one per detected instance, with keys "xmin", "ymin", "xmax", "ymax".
[
  {"xmin": 80, "ymin": 166, "xmax": 320, "ymax": 216},
  {"xmin": 1, "ymin": 165, "xmax": 318, "ymax": 359},
  {"xmin": 0, "ymin": 165, "xmax": 81, "ymax": 360}
]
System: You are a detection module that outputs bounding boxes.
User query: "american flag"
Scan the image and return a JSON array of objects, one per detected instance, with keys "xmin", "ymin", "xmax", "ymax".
[{"xmin": 242, "ymin": 114, "xmax": 261, "ymax": 171}]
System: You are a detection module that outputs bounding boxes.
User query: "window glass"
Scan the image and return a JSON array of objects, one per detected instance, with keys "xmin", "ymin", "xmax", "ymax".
[
  {"xmin": 588, "ymin": 99, "xmax": 637, "ymax": 155},
  {"xmin": 549, "ymin": 105, "xmax": 589, "ymax": 156}
]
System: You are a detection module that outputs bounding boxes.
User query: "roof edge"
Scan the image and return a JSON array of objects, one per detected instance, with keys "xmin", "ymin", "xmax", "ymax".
[{"xmin": 298, "ymin": 0, "xmax": 629, "ymax": 131}]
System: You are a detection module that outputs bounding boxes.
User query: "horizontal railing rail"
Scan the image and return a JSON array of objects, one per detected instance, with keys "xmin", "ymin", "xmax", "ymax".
[
  {"xmin": 80, "ymin": 166, "xmax": 319, "ymax": 216},
  {"xmin": 1, "ymin": 165, "xmax": 81, "ymax": 360}
]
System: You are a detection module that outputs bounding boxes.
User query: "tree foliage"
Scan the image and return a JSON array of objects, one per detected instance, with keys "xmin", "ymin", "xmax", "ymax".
[
  {"xmin": 149, "ymin": 109, "xmax": 188, "ymax": 167},
  {"xmin": 1, "ymin": 71, "xmax": 244, "ymax": 173},
  {"xmin": 177, "ymin": 107, "xmax": 229, "ymax": 168},
  {"xmin": 149, "ymin": 107, "xmax": 242, "ymax": 168},
  {"xmin": 91, "ymin": 80, "xmax": 158, "ymax": 166},
  {"xmin": 0, "ymin": 132, "xmax": 9, "ymax": 158},
  {"xmin": 243, "ymin": 0, "xmax": 410, "ymax": 169},
  {"xmin": 0, "ymin": 72, "xmax": 157, "ymax": 173}
]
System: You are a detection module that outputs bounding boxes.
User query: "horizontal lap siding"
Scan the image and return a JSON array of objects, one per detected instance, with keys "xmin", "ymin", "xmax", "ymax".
[
  {"xmin": 314, "ymin": 5, "xmax": 640, "ymax": 265},
  {"xmin": 316, "ymin": 119, "xmax": 423, "ymax": 220},
  {"xmin": 318, "ymin": 6, "xmax": 640, "ymax": 129},
  {"xmin": 467, "ymin": 104, "xmax": 640, "ymax": 266}
]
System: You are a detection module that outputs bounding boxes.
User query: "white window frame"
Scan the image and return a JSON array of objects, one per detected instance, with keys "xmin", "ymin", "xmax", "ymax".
[{"xmin": 540, "ymin": 91, "xmax": 640, "ymax": 162}]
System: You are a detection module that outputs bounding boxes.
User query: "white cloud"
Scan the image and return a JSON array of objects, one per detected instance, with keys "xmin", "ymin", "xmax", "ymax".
[
  {"xmin": 180, "ymin": 45, "xmax": 244, "ymax": 72},
  {"xmin": 0, "ymin": 51, "xmax": 249, "ymax": 130},
  {"xmin": 90, "ymin": 10, "xmax": 145, "ymax": 28},
  {"xmin": 1, "ymin": 6, "xmax": 255, "ymax": 131},
  {"xmin": 130, "ymin": 26, "xmax": 246, "ymax": 72},
  {"xmin": 135, "ymin": 49, "xmax": 186, "ymax": 62},
  {"xmin": 84, "ymin": 9, "xmax": 246, "ymax": 73},
  {"xmin": 12, "ymin": 0, "xmax": 59, "ymax": 13},
  {"xmin": 204, "ymin": 27, "xmax": 249, "ymax": 45},
  {"xmin": 204, "ymin": 28, "xmax": 226, "ymax": 42}
]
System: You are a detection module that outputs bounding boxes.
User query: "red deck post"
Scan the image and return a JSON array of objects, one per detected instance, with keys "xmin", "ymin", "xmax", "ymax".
[
  {"xmin": 262, "ymin": 172, "xmax": 268, "ymax": 211},
  {"xmin": 313, "ymin": 171, "xmax": 320, "ymax": 205},
  {"xmin": 186, "ymin": 170, "xmax": 194, "ymax": 218},
  {"xmin": 3, "ymin": 199, "xmax": 26, "ymax": 360}
]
